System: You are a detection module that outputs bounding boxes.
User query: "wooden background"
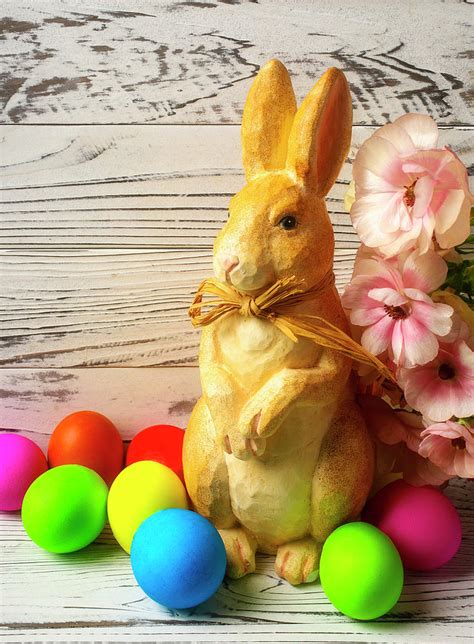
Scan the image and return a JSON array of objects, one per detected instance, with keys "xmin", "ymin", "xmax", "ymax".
[{"xmin": 0, "ymin": 1, "xmax": 473, "ymax": 642}]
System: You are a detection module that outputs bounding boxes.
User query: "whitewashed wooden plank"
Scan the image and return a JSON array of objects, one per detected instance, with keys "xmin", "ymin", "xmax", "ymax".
[
  {"xmin": 0, "ymin": 367, "xmax": 201, "ymax": 447},
  {"xmin": 0, "ymin": 478, "xmax": 472, "ymax": 642},
  {"xmin": 0, "ymin": 248, "xmax": 358, "ymax": 368},
  {"xmin": 2, "ymin": 369, "xmax": 470, "ymax": 643},
  {"xmin": 0, "ymin": 125, "xmax": 361, "ymax": 249},
  {"xmin": 1, "ymin": 1, "xmax": 472, "ymax": 126},
  {"xmin": 1, "ymin": 126, "xmax": 472, "ymax": 248},
  {"xmin": 0, "ymin": 624, "xmax": 473, "ymax": 644},
  {"xmin": 1, "ymin": 125, "xmax": 471, "ymax": 368}
]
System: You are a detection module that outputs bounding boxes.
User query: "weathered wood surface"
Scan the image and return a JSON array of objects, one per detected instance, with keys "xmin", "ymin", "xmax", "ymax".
[
  {"xmin": 0, "ymin": 123, "xmax": 359, "ymax": 249},
  {"xmin": 1, "ymin": 478, "xmax": 472, "ymax": 642},
  {"xmin": 0, "ymin": 126, "xmax": 472, "ymax": 368},
  {"xmin": 1, "ymin": 0, "xmax": 472, "ymax": 126},
  {"xmin": 1, "ymin": 125, "xmax": 472, "ymax": 249},
  {"xmin": 1, "ymin": 1, "xmax": 474, "ymax": 641},
  {"xmin": 1, "ymin": 368, "xmax": 473, "ymax": 640},
  {"xmin": 0, "ymin": 367, "xmax": 200, "ymax": 447}
]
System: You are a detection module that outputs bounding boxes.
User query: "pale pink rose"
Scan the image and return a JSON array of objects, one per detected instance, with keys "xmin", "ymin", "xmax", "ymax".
[
  {"xmin": 398, "ymin": 340, "xmax": 474, "ymax": 422},
  {"xmin": 351, "ymin": 114, "xmax": 472, "ymax": 256},
  {"xmin": 359, "ymin": 395, "xmax": 449, "ymax": 486},
  {"xmin": 419, "ymin": 421, "xmax": 474, "ymax": 478},
  {"xmin": 342, "ymin": 249, "xmax": 453, "ymax": 367}
]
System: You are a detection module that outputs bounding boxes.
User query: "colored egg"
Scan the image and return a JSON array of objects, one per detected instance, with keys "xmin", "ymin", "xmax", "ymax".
[
  {"xmin": 320, "ymin": 522, "xmax": 404, "ymax": 620},
  {"xmin": 48, "ymin": 411, "xmax": 124, "ymax": 486},
  {"xmin": 0, "ymin": 434, "xmax": 48, "ymax": 511},
  {"xmin": 126, "ymin": 424, "xmax": 185, "ymax": 483},
  {"xmin": 107, "ymin": 460, "xmax": 188, "ymax": 553},
  {"xmin": 22, "ymin": 464, "xmax": 108, "ymax": 553},
  {"xmin": 363, "ymin": 479, "xmax": 462, "ymax": 571},
  {"xmin": 131, "ymin": 508, "xmax": 226, "ymax": 609}
]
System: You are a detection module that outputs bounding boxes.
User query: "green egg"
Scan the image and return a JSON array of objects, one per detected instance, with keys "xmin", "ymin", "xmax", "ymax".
[
  {"xmin": 320, "ymin": 521, "xmax": 404, "ymax": 620},
  {"xmin": 22, "ymin": 464, "xmax": 108, "ymax": 553}
]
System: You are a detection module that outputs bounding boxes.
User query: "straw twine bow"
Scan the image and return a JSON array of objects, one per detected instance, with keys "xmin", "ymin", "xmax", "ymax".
[{"xmin": 189, "ymin": 272, "xmax": 397, "ymax": 385}]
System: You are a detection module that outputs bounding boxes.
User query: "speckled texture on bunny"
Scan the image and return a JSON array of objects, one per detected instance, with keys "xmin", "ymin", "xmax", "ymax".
[{"xmin": 183, "ymin": 60, "xmax": 374, "ymax": 586}]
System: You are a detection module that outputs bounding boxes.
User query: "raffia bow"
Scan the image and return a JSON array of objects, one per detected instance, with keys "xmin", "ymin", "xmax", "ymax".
[{"xmin": 189, "ymin": 272, "xmax": 396, "ymax": 385}]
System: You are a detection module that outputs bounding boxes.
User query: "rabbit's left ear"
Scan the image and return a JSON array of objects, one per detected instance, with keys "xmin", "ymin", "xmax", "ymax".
[
  {"xmin": 286, "ymin": 68, "xmax": 352, "ymax": 196},
  {"xmin": 242, "ymin": 60, "xmax": 297, "ymax": 181}
]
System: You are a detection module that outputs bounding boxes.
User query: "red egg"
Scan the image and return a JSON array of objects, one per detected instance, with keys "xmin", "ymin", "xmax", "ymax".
[
  {"xmin": 126, "ymin": 424, "xmax": 185, "ymax": 483},
  {"xmin": 363, "ymin": 479, "xmax": 462, "ymax": 571},
  {"xmin": 48, "ymin": 411, "xmax": 124, "ymax": 486}
]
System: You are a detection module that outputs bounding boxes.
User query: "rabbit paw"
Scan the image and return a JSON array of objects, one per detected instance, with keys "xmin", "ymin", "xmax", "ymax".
[
  {"xmin": 224, "ymin": 413, "xmax": 266, "ymax": 460},
  {"xmin": 239, "ymin": 399, "xmax": 284, "ymax": 444},
  {"xmin": 218, "ymin": 527, "xmax": 257, "ymax": 579},
  {"xmin": 223, "ymin": 432, "xmax": 264, "ymax": 460},
  {"xmin": 275, "ymin": 538, "xmax": 321, "ymax": 585}
]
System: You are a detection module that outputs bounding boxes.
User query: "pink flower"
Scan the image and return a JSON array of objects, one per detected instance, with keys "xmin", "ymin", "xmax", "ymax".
[
  {"xmin": 351, "ymin": 114, "xmax": 472, "ymax": 256},
  {"xmin": 342, "ymin": 249, "xmax": 453, "ymax": 367},
  {"xmin": 398, "ymin": 340, "xmax": 474, "ymax": 422},
  {"xmin": 419, "ymin": 421, "xmax": 474, "ymax": 478},
  {"xmin": 432, "ymin": 290, "xmax": 474, "ymax": 347},
  {"xmin": 359, "ymin": 394, "xmax": 449, "ymax": 486}
]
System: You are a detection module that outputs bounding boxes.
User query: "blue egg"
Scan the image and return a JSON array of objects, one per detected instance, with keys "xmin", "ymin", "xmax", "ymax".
[{"xmin": 130, "ymin": 508, "xmax": 227, "ymax": 609}]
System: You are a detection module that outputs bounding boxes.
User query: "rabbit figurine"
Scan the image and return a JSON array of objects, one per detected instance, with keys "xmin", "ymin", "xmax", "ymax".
[{"xmin": 183, "ymin": 60, "xmax": 374, "ymax": 585}]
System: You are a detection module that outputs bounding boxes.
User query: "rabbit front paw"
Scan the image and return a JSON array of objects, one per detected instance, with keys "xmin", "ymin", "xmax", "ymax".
[
  {"xmin": 239, "ymin": 402, "xmax": 281, "ymax": 445},
  {"xmin": 223, "ymin": 427, "xmax": 266, "ymax": 460}
]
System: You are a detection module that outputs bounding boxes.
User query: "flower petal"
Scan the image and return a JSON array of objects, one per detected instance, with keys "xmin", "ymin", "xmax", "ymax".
[
  {"xmin": 374, "ymin": 121, "xmax": 417, "ymax": 156},
  {"xmin": 361, "ymin": 315, "xmax": 394, "ymax": 355},
  {"xmin": 368, "ymin": 287, "xmax": 407, "ymax": 306},
  {"xmin": 401, "ymin": 249, "xmax": 448, "ymax": 291},
  {"xmin": 350, "ymin": 306, "xmax": 387, "ymax": 326},
  {"xmin": 434, "ymin": 189, "xmax": 468, "ymax": 234},
  {"xmin": 395, "ymin": 114, "xmax": 439, "ymax": 150},
  {"xmin": 435, "ymin": 193, "xmax": 471, "ymax": 249},
  {"xmin": 401, "ymin": 317, "xmax": 439, "ymax": 367},
  {"xmin": 354, "ymin": 135, "xmax": 407, "ymax": 185}
]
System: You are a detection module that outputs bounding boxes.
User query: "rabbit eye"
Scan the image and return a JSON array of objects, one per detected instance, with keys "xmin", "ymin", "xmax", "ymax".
[{"xmin": 278, "ymin": 214, "xmax": 297, "ymax": 230}]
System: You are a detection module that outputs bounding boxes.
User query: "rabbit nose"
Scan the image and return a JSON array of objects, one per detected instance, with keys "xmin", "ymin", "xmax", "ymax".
[{"xmin": 221, "ymin": 255, "xmax": 239, "ymax": 273}]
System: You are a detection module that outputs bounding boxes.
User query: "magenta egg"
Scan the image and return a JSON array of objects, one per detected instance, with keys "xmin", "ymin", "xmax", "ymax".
[
  {"xmin": 0, "ymin": 434, "xmax": 48, "ymax": 511},
  {"xmin": 363, "ymin": 479, "xmax": 462, "ymax": 571}
]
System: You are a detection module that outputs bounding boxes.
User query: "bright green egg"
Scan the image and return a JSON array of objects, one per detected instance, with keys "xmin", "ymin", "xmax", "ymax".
[
  {"xmin": 22, "ymin": 464, "xmax": 108, "ymax": 553},
  {"xmin": 320, "ymin": 521, "xmax": 404, "ymax": 620}
]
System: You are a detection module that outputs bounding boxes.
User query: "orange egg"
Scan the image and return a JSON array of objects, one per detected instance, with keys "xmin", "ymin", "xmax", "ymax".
[{"xmin": 48, "ymin": 411, "xmax": 124, "ymax": 486}]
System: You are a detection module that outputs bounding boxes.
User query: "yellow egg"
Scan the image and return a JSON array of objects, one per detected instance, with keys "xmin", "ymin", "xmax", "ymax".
[{"xmin": 107, "ymin": 460, "xmax": 188, "ymax": 553}]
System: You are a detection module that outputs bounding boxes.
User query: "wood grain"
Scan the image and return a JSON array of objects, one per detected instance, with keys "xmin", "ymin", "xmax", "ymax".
[
  {"xmin": 0, "ymin": 367, "xmax": 201, "ymax": 447},
  {"xmin": 1, "ymin": 477, "xmax": 472, "ymax": 642},
  {"xmin": 1, "ymin": 1, "xmax": 472, "ymax": 126},
  {"xmin": 0, "ymin": 247, "xmax": 362, "ymax": 368},
  {"xmin": 3, "ymin": 124, "xmax": 457, "ymax": 249},
  {"xmin": 1, "ymin": 126, "xmax": 472, "ymax": 368}
]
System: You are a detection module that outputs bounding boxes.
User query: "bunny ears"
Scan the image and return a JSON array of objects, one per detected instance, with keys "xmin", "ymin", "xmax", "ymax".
[{"xmin": 241, "ymin": 60, "xmax": 352, "ymax": 197}]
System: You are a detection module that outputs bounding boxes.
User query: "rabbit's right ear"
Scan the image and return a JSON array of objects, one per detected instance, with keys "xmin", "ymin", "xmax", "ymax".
[
  {"xmin": 286, "ymin": 68, "xmax": 352, "ymax": 196},
  {"xmin": 242, "ymin": 60, "xmax": 297, "ymax": 181}
]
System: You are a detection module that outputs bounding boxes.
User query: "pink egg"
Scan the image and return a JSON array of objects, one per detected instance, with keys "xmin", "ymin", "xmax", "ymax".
[
  {"xmin": 0, "ymin": 434, "xmax": 48, "ymax": 511},
  {"xmin": 363, "ymin": 479, "xmax": 461, "ymax": 571}
]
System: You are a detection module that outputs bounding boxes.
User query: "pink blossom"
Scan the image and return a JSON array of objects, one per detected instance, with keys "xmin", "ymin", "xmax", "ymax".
[
  {"xmin": 432, "ymin": 290, "xmax": 474, "ymax": 347},
  {"xmin": 398, "ymin": 340, "xmax": 474, "ymax": 422},
  {"xmin": 342, "ymin": 249, "xmax": 453, "ymax": 367},
  {"xmin": 359, "ymin": 394, "xmax": 449, "ymax": 486},
  {"xmin": 350, "ymin": 114, "xmax": 472, "ymax": 256},
  {"xmin": 419, "ymin": 421, "xmax": 474, "ymax": 478}
]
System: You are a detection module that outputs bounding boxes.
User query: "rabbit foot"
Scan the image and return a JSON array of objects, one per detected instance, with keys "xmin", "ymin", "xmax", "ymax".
[
  {"xmin": 275, "ymin": 537, "xmax": 321, "ymax": 585},
  {"xmin": 218, "ymin": 527, "xmax": 257, "ymax": 579}
]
